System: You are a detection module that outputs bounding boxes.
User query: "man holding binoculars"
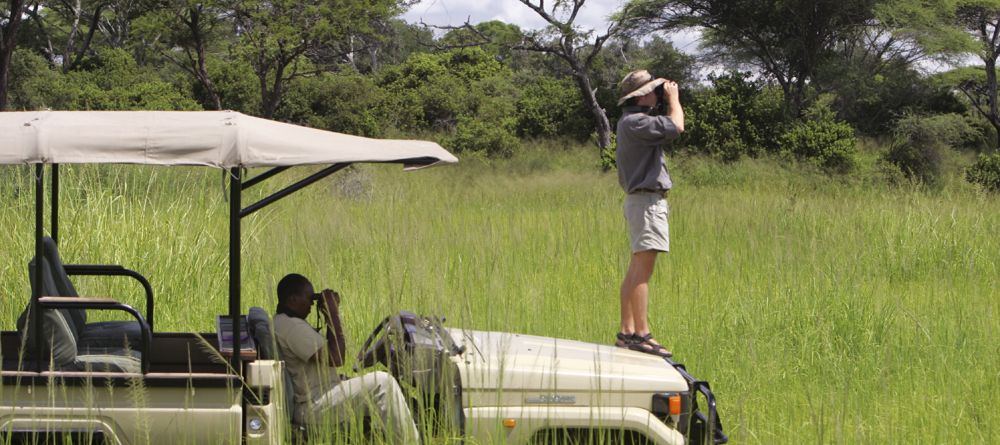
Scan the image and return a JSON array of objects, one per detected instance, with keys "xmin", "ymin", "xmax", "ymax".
[
  {"xmin": 613, "ymin": 70, "xmax": 685, "ymax": 358},
  {"xmin": 272, "ymin": 273, "xmax": 419, "ymax": 443}
]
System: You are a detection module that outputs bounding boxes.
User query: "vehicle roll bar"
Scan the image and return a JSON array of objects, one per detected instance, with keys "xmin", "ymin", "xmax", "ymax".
[{"xmin": 63, "ymin": 265, "xmax": 156, "ymax": 331}]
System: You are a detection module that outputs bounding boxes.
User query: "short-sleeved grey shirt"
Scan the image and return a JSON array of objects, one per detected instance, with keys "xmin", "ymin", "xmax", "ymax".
[{"xmin": 615, "ymin": 106, "xmax": 680, "ymax": 193}]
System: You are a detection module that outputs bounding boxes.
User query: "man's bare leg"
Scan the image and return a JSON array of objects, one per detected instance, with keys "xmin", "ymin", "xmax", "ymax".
[{"xmin": 620, "ymin": 250, "xmax": 658, "ymax": 335}]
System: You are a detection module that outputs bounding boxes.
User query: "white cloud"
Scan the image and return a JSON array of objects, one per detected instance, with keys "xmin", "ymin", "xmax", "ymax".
[
  {"xmin": 401, "ymin": 0, "xmax": 702, "ymax": 56},
  {"xmin": 402, "ymin": 0, "xmax": 624, "ymax": 32}
]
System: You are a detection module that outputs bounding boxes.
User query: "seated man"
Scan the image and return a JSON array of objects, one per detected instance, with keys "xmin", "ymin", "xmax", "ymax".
[{"xmin": 272, "ymin": 273, "xmax": 419, "ymax": 444}]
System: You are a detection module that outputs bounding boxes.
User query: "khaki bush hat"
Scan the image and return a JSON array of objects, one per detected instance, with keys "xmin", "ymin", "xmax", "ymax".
[{"xmin": 617, "ymin": 70, "xmax": 666, "ymax": 106}]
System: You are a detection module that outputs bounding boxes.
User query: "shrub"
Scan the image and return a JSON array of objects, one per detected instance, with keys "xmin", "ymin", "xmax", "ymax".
[
  {"xmin": 378, "ymin": 48, "xmax": 513, "ymax": 132},
  {"xmin": 278, "ymin": 72, "xmax": 386, "ymax": 137},
  {"xmin": 884, "ymin": 113, "xmax": 977, "ymax": 185},
  {"xmin": 779, "ymin": 99, "xmax": 858, "ymax": 173},
  {"xmin": 682, "ymin": 72, "xmax": 785, "ymax": 161},
  {"xmin": 443, "ymin": 118, "xmax": 519, "ymax": 158},
  {"xmin": 966, "ymin": 152, "xmax": 1000, "ymax": 192},
  {"xmin": 515, "ymin": 76, "xmax": 591, "ymax": 140}
]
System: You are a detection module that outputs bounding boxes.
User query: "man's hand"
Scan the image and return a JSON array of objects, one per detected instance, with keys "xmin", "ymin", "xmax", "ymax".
[
  {"xmin": 659, "ymin": 78, "xmax": 679, "ymax": 100},
  {"xmin": 320, "ymin": 289, "xmax": 340, "ymax": 313},
  {"xmin": 658, "ymin": 78, "xmax": 684, "ymax": 133}
]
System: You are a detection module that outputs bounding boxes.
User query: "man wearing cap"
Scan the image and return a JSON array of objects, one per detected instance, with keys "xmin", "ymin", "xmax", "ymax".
[
  {"xmin": 613, "ymin": 70, "xmax": 684, "ymax": 358},
  {"xmin": 272, "ymin": 273, "xmax": 420, "ymax": 443}
]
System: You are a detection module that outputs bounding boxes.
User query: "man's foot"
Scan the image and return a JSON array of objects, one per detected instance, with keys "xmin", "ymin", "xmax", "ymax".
[
  {"xmin": 628, "ymin": 333, "xmax": 672, "ymax": 358},
  {"xmin": 614, "ymin": 332, "xmax": 634, "ymax": 348}
]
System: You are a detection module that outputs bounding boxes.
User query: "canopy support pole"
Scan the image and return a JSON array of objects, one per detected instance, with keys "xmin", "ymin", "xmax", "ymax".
[
  {"xmin": 243, "ymin": 166, "xmax": 290, "ymax": 190},
  {"xmin": 51, "ymin": 164, "xmax": 59, "ymax": 244},
  {"xmin": 240, "ymin": 163, "xmax": 350, "ymax": 219},
  {"xmin": 228, "ymin": 167, "xmax": 242, "ymax": 375},
  {"xmin": 33, "ymin": 164, "xmax": 44, "ymax": 372}
]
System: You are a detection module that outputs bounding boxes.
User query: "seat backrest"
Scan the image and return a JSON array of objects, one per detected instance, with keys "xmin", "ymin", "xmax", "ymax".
[
  {"xmin": 24, "ymin": 255, "xmax": 82, "ymax": 344},
  {"xmin": 247, "ymin": 307, "xmax": 295, "ymax": 424},
  {"xmin": 247, "ymin": 307, "xmax": 275, "ymax": 360},
  {"xmin": 41, "ymin": 237, "xmax": 86, "ymax": 326},
  {"xmin": 16, "ymin": 305, "xmax": 79, "ymax": 370}
]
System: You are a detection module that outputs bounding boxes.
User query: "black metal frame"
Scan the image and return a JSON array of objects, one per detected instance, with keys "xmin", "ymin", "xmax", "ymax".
[
  {"xmin": 64, "ymin": 265, "xmax": 156, "ymax": 330},
  {"xmin": 665, "ymin": 357, "xmax": 728, "ymax": 445}
]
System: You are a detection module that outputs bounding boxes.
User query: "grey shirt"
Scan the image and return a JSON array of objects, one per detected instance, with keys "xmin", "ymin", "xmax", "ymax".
[{"xmin": 615, "ymin": 106, "xmax": 680, "ymax": 193}]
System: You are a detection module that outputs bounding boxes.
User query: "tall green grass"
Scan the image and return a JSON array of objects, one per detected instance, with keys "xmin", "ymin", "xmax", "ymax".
[{"xmin": 1, "ymin": 145, "xmax": 997, "ymax": 444}]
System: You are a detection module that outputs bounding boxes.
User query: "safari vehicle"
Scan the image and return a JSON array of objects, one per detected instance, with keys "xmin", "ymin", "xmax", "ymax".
[{"xmin": 0, "ymin": 111, "xmax": 726, "ymax": 445}]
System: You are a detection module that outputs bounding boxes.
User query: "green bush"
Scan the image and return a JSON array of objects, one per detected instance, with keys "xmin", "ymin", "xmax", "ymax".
[
  {"xmin": 378, "ymin": 48, "xmax": 512, "ymax": 132},
  {"xmin": 443, "ymin": 118, "xmax": 519, "ymax": 158},
  {"xmin": 884, "ymin": 113, "xmax": 978, "ymax": 185},
  {"xmin": 515, "ymin": 76, "xmax": 591, "ymax": 140},
  {"xmin": 683, "ymin": 72, "xmax": 785, "ymax": 161},
  {"xmin": 966, "ymin": 152, "xmax": 1000, "ymax": 192},
  {"xmin": 278, "ymin": 72, "xmax": 386, "ymax": 137},
  {"xmin": 779, "ymin": 119, "xmax": 858, "ymax": 173}
]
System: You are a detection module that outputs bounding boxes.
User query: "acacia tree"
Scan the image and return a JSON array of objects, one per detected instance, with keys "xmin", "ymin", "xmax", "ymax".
[
  {"xmin": 23, "ymin": 0, "xmax": 109, "ymax": 72},
  {"xmin": 949, "ymin": 1, "xmax": 1000, "ymax": 148},
  {"xmin": 231, "ymin": 0, "xmax": 403, "ymax": 118},
  {"xmin": 157, "ymin": 0, "xmax": 230, "ymax": 110},
  {"xmin": 1, "ymin": 0, "xmax": 32, "ymax": 109},
  {"xmin": 624, "ymin": 0, "xmax": 876, "ymax": 117},
  {"xmin": 512, "ymin": 0, "xmax": 630, "ymax": 152}
]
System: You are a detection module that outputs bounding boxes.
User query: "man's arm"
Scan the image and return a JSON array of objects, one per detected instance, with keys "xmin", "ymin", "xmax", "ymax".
[
  {"xmin": 318, "ymin": 289, "xmax": 346, "ymax": 368},
  {"xmin": 663, "ymin": 80, "xmax": 684, "ymax": 133}
]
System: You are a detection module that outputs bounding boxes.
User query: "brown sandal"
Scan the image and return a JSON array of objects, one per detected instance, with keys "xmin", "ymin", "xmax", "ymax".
[
  {"xmin": 614, "ymin": 332, "xmax": 633, "ymax": 348},
  {"xmin": 628, "ymin": 333, "xmax": 672, "ymax": 358}
]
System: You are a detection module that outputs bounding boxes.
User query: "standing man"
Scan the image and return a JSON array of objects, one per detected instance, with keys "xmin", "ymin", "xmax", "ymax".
[
  {"xmin": 614, "ymin": 70, "xmax": 684, "ymax": 358},
  {"xmin": 272, "ymin": 273, "xmax": 420, "ymax": 443}
]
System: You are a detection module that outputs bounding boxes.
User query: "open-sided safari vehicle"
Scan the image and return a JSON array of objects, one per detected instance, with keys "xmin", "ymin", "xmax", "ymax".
[{"xmin": 0, "ymin": 111, "xmax": 726, "ymax": 445}]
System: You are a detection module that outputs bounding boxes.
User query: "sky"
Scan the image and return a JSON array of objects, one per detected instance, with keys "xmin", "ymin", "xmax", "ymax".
[{"xmin": 401, "ymin": 0, "xmax": 702, "ymax": 54}]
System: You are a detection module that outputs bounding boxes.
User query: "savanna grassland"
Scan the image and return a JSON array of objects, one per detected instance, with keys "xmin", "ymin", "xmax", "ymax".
[{"xmin": 1, "ymin": 145, "xmax": 998, "ymax": 444}]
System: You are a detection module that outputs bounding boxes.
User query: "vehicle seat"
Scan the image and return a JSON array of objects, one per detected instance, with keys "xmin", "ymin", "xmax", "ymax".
[
  {"xmin": 16, "ymin": 303, "xmax": 141, "ymax": 373},
  {"xmin": 248, "ymin": 307, "xmax": 297, "ymax": 428},
  {"xmin": 25, "ymin": 237, "xmax": 143, "ymax": 352}
]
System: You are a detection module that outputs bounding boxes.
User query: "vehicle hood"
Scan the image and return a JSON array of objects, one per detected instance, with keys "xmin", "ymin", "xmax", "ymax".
[{"xmin": 446, "ymin": 329, "xmax": 688, "ymax": 394}]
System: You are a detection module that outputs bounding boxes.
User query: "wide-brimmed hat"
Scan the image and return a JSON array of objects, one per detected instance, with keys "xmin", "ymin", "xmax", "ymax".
[{"xmin": 617, "ymin": 70, "xmax": 666, "ymax": 106}]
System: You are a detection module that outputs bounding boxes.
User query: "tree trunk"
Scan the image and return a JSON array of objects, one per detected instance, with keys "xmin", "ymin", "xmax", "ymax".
[
  {"xmin": 0, "ymin": 0, "xmax": 28, "ymax": 110},
  {"xmin": 188, "ymin": 6, "xmax": 221, "ymax": 110},
  {"xmin": 986, "ymin": 55, "xmax": 1000, "ymax": 149},
  {"xmin": 571, "ymin": 66, "xmax": 612, "ymax": 151}
]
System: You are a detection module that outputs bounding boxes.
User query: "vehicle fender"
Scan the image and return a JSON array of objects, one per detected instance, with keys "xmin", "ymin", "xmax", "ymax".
[{"xmin": 462, "ymin": 406, "xmax": 684, "ymax": 445}]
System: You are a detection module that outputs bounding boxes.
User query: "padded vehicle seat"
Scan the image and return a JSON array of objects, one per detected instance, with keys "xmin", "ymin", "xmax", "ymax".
[
  {"xmin": 26, "ymin": 237, "xmax": 143, "ymax": 351},
  {"xmin": 248, "ymin": 307, "xmax": 296, "ymax": 425},
  {"xmin": 16, "ymin": 265, "xmax": 140, "ymax": 373}
]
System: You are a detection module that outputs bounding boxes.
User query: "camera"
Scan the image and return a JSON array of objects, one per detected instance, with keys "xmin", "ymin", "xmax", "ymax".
[{"xmin": 311, "ymin": 293, "xmax": 324, "ymax": 304}]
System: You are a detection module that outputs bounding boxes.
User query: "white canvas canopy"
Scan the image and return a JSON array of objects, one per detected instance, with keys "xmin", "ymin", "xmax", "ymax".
[{"xmin": 0, "ymin": 110, "xmax": 457, "ymax": 168}]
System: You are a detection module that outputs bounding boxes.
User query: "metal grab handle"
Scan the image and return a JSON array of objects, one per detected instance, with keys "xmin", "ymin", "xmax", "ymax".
[{"xmin": 64, "ymin": 264, "xmax": 155, "ymax": 331}]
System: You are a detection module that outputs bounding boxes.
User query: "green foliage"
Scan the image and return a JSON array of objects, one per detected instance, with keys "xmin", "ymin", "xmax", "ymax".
[
  {"xmin": 515, "ymin": 75, "xmax": 591, "ymax": 140},
  {"xmin": 442, "ymin": 117, "xmax": 519, "ymax": 158},
  {"xmin": 779, "ymin": 98, "xmax": 858, "ymax": 172},
  {"xmin": 683, "ymin": 72, "xmax": 785, "ymax": 160},
  {"xmin": 277, "ymin": 72, "xmax": 386, "ymax": 137},
  {"xmin": 600, "ymin": 133, "xmax": 617, "ymax": 171},
  {"xmin": 378, "ymin": 48, "xmax": 512, "ymax": 133},
  {"xmin": 207, "ymin": 58, "xmax": 260, "ymax": 113},
  {"xmin": 8, "ymin": 48, "xmax": 200, "ymax": 111},
  {"xmin": 885, "ymin": 113, "xmax": 981, "ymax": 185},
  {"xmin": 966, "ymin": 151, "xmax": 1000, "ymax": 191},
  {"xmin": 817, "ymin": 54, "xmax": 966, "ymax": 135}
]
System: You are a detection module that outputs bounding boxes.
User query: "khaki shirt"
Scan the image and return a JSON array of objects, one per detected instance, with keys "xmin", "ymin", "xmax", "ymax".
[{"xmin": 273, "ymin": 313, "xmax": 340, "ymax": 413}]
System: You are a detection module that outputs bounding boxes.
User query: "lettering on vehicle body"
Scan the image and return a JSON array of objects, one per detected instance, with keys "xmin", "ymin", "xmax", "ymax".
[{"xmin": 524, "ymin": 394, "xmax": 576, "ymax": 405}]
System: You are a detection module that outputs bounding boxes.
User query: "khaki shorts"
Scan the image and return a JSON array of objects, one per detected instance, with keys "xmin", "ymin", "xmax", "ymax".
[{"xmin": 624, "ymin": 192, "xmax": 669, "ymax": 253}]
